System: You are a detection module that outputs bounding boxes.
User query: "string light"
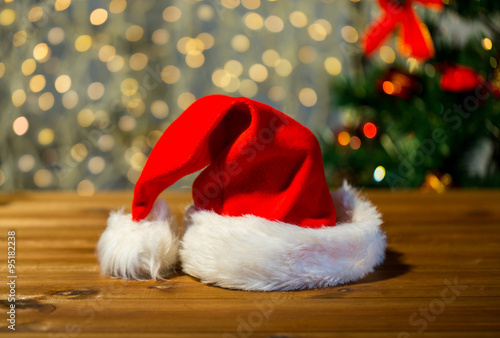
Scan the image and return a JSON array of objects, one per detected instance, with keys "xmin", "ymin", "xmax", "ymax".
[
  {"xmin": 373, "ymin": 166, "xmax": 386, "ymax": 182},
  {"xmin": 363, "ymin": 123, "xmax": 377, "ymax": 138},
  {"xmin": 338, "ymin": 131, "xmax": 350, "ymax": 146}
]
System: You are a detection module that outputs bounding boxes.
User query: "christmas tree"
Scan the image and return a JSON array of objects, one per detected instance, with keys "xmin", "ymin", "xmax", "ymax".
[{"xmin": 322, "ymin": 0, "xmax": 500, "ymax": 191}]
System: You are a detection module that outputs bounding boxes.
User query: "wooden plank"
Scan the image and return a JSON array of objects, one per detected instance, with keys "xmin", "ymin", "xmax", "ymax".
[{"xmin": 0, "ymin": 190, "xmax": 499, "ymax": 336}]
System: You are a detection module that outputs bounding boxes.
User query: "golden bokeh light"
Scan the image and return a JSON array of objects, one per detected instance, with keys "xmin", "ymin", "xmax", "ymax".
[
  {"xmin": 197, "ymin": 32, "xmax": 215, "ymax": 49},
  {"xmin": 127, "ymin": 98, "xmax": 146, "ymax": 117},
  {"xmin": 224, "ymin": 60, "xmax": 244, "ymax": 77},
  {"xmin": 13, "ymin": 117, "xmax": 29, "ymax": 136},
  {"xmin": 130, "ymin": 152, "xmax": 147, "ymax": 171},
  {"xmin": 482, "ymin": 38, "xmax": 493, "ymax": 51},
  {"xmin": 289, "ymin": 11, "xmax": 307, "ymax": 28},
  {"xmin": 77, "ymin": 109, "xmax": 94, "ymax": 127},
  {"xmin": 0, "ymin": 62, "xmax": 4, "ymax": 78},
  {"xmin": 75, "ymin": 35, "xmax": 92, "ymax": 52},
  {"xmin": 244, "ymin": 12, "xmax": 264, "ymax": 30},
  {"xmin": 150, "ymin": 100, "xmax": 169, "ymax": 119},
  {"xmin": 242, "ymin": 0, "xmax": 260, "ymax": 9},
  {"xmin": 222, "ymin": 0, "xmax": 240, "ymax": 9},
  {"xmin": 13, "ymin": 31, "xmax": 27, "ymax": 47},
  {"xmin": 55, "ymin": 0, "xmax": 71, "ymax": 12},
  {"xmin": 147, "ymin": 130, "xmax": 162, "ymax": 148},
  {"xmin": 239, "ymin": 79, "xmax": 258, "ymax": 97},
  {"xmin": 298, "ymin": 46, "xmax": 317, "ymax": 64},
  {"xmin": 265, "ymin": 15, "xmax": 284, "ymax": 33},
  {"xmin": 308, "ymin": 23, "xmax": 327, "ymax": 41},
  {"xmin": 197, "ymin": 4, "xmax": 215, "ymax": 21},
  {"xmin": 62, "ymin": 90, "xmax": 79, "ymax": 109},
  {"xmin": 107, "ymin": 55, "xmax": 125, "ymax": 72},
  {"xmin": 163, "ymin": 6, "xmax": 181, "ymax": 22},
  {"xmin": 38, "ymin": 128, "xmax": 55, "ymax": 145},
  {"xmin": 28, "ymin": 6, "xmax": 44, "ymax": 22},
  {"xmin": 77, "ymin": 180, "xmax": 95, "ymax": 196},
  {"xmin": 129, "ymin": 52, "xmax": 148, "ymax": 70},
  {"xmin": 22, "ymin": 59, "xmax": 37, "ymax": 76},
  {"xmin": 125, "ymin": 25, "xmax": 143, "ymax": 42},
  {"xmin": 222, "ymin": 77, "xmax": 240, "ymax": 93},
  {"xmin": 88, "ymin": 156, "xmax": 106, "ymax": 174},
  {"xmin": 161, "ymin": 65, "xmax": 181, "ymax": 84},
  {"xmin": 71, "ymin": 144, "xmax": 88, "ymax": 162},
  {"xmin": 88, "ymin": 82, "xmax": 105, "ymax": 100},
  {"xmin": 324, "ymin": 57, "xmax": 342, "ymax": 76},
  {"xmin": 186, "ymin": 53, "xmax": 205, "ymax": 68},
  {"xmin": 119, "ymin": 116, "xmax": 137, "ymax": 131},
  {"xmin": 268, "ymin": 85, "xmax": 285, "ymax": 102},
  {"xmin": 90, "ymin": 8, "xmax": 108, "ymax": 25},
  {"xmin": 38, "ymin": 92, "xmax": 55, "ymax": 111},
  {"xmin": 249, "ymin": 63, "xmax": 268, "ymax": 82},
  {"xmin": 33, "ymin": 43, "xmax": 51, "ymax": 62},
  {"xmin": 298, "ymin": 88, "xmax": 317, "ymax": 107},
  {"xmin": 18, "ymin": 154, "xmax": 35, "ymax": 172},
  {"xmin": 341, "ymin": 25, "xmax": 358, "ymax": 43},
  {"xmin": 12, "ymin": 89, "xmax": 26, "ymax": 107},
  {"xmin": 275, "ymin": 59, "xmax": 293, "ymax": 77},
  {"xmin": 34, "ymin": 169, "xmax": 53, "ymax": 188},
  {"xmin": 98, "ymin": 134, "xmax": 115, "ymax": 152},
  {"xmin": 98, "ymin": 45, "xmax": 116, "ymax": 62},
  {"xmin": 212, "ymin": 68, "xmax": 232, "ymax": 88},
  {"xmin": 109, "ymin": 0, "xmax": 127, "ymax": 13},
  {"xmin": 0, "ymin": 9, "xmax": 16, "ymax": 26},
  {"xmin": 262, "ymin": 49, "xmax": 280, "ymax": 67},
  {"xmin": 55, "ymin": 75, "xmax": 71, "ymax": 93},
  {"xmin": 121, "ymin": 78, "xmax": 139, "ymax": 96},
  {"xmin": 152, "ymin": 29, "xmax": 170, "ymax": 45},
  {"xmin": 177, "ymin": 92, "xmax": 196, "ymax": 110},
  {"xmin": 380, "ymin": 46, "xmax": 395, "ymax": 64},
  {"xmin": 48, "ymin": 27, "xmax": 65, "ymax": 44},
  {"xmin": 231, "ymin": 34, "xmax": 250, "ymax": 53},
  {"xmin": 30, "ymin": 74, "xmax": 46, "ymax": 93}
]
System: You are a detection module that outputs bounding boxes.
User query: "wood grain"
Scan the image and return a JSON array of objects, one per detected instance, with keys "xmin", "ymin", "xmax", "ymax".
[{"xmin": 0, "ymin": 190, "xmax": 499, "ymax": 337}]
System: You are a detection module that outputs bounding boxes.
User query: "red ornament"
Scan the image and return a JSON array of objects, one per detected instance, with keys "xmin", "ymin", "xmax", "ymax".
[
  {"xmin": 440, "ymin": 64, "xmax": 484, "ymax": 92},
  {"xmin": 362, "ymin": 0, "xmax": 443, "ymax": 61}
]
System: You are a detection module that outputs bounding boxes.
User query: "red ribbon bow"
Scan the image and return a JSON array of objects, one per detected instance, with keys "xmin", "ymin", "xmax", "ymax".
[{"xmin": 362, "ymin": 0, "xmax": 443, "ymax": 61}]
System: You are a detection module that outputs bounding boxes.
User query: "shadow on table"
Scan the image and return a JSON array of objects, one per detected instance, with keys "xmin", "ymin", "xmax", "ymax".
[{"xmin": 354, "ymin": 249, "xmax": 411, "ymax": 285}]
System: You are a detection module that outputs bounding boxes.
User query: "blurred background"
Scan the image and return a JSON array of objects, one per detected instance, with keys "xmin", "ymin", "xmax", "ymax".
[{"xmin": 0, "ymin": 0, "xmax": 499, "ymax": 195}]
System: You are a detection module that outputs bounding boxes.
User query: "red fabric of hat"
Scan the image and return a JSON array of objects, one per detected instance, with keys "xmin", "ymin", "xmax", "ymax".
[{"xmin": 132, "ymin": 95, "xmax": 336, "ymax": 229}]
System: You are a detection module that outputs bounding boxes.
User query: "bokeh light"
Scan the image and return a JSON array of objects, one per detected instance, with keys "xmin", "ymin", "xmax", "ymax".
[
  {"xmin": 373, "ymin": 166, "xmax": 386, "ymax": 182},
  {"xmin": 338, "ymin": 131, "xmax": 350, "ymax": 146},
  {"xmin": 363, "ymin": 123, "xmax": 377, "ymax": 138},
  {"xmin": 90, "ymin": 8, "xmax": 108, "ymax": 25},
  {"xmin": 13, "ymin": 117, "xmax": 29, "ymax": 136}
]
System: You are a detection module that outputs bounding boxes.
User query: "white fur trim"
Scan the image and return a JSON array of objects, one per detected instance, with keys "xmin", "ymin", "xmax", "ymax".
[
  {"xmin": 180, "ymin": 182, "xmax": 386, "ymax": 291},
  {"xmin": 97, "ymin": 199, "xmax": 179, "ymax": 280}
]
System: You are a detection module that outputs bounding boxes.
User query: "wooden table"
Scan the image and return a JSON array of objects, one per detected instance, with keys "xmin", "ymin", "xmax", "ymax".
[{"xmin": 0, "ymin": 190, "xmax": 499, "ymax": 337}]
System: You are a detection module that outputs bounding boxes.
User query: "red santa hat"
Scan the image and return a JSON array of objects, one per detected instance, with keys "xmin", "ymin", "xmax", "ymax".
[{"xmin": 97, "ymin": 95, "xmax": 386, "ymax": 291}]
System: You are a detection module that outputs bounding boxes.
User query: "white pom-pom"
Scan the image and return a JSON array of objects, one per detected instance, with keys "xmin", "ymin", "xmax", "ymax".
[{"xmin": 97, "ymin": 199, "xmax": 179, "ymax": 280}]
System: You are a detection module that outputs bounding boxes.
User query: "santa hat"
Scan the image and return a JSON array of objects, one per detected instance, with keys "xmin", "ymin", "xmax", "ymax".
[{"xmin": 97, "ymin": 95, "xmax": 386, "ymax": 291}]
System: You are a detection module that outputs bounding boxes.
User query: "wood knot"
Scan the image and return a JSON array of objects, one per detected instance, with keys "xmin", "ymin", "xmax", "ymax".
[
  {"xmin": 52, "ymin": 289, "xmax": 98, "ymax": 298},
  {"xmin": 0, "ymin": 299, "xmax": 56, "ymax": 314},
  {"xmin": 149, "ymin": 283, "xmax": 174, "ymax": 290}
]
